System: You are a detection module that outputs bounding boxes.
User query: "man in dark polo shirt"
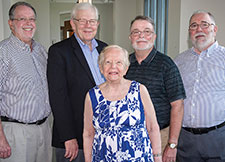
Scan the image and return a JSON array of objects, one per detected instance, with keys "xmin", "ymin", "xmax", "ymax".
[{"xmin": 125, "ymin": 15, "xmax": 186, "ymax": 162}]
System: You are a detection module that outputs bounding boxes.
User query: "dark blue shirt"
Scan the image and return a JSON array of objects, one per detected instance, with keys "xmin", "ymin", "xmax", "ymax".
[{"xmin": 125, "ymin": 48, "xmax": 186, "ymax": 129}]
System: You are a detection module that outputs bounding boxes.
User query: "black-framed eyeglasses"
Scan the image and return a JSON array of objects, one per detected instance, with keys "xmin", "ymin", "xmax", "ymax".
[
  {"xmin": 189, "ymin": 21, "xmax": 214, "ymax": 30},
  {"xmin": 130, "ymin": 29, "xmax": 154, "ymax": 37},
  {"xmin": 73, "ymin": 18, "xmax": 98, "ymax": 26},
  {"xmin": 11, "ymin": 17, "xmax": 36, "ymax": 22}
]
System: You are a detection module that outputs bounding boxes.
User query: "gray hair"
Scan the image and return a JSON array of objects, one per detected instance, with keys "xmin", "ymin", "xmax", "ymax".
[
  {"xmin": 189, "ymin": 10, "xmax": 216, "ymax": 25},
  {"xmin": 9, "ymin": 1, "xmax": 36, "ymax": 20},
  {"xmin": 98, "ymin": 45, "xmax": 130, "ymax": 68},
  {"xmin": 71, "ymin": 2, "xmax": 99, "ymax": 20},
  {"xmin": 130, "ymin": 15, "xmax": 155, "ymax": 32}
]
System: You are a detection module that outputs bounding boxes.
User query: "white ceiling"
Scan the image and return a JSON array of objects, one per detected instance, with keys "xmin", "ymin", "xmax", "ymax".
[{"xmin": 50, "ymin": 0, "xmax": 114, "ymax": 3}]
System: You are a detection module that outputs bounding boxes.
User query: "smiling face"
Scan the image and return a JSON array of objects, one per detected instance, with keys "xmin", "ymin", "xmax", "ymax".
[
  {"xmin": 100, "ymin": 48, "xmax": 128, "ymax": 83},
  {"xmin": 189, "ymin": 12, "xmax": 217, "ymax": 53},
  {"xmin": 129, "ymin": 20, "xmax": 156, "ymax": 51},
  {"xmin": 8, "ymin": 5, "xmax": 36, "ymax": 46},
  {"xmin": 70, "ymin": 8, "xmax": 99, "ymax": 44}
]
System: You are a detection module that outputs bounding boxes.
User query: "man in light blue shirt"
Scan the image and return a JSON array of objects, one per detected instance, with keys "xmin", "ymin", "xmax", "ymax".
[
  {"xmin": 75, "ymin": 33, "xmax": 105, "ymax": 85},
  {"xmin": 175, "ymin": 10, "xmax": 225, "ymax": 162},
  {"xmin": 47, "ymin": 2, "xmax": 107, "ymax": 162}
]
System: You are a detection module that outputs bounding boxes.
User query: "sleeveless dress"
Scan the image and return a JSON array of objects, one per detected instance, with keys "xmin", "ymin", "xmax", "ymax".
[{"xmin": 88, "ymin": 81, "xmax": 154, "ymax": 162}]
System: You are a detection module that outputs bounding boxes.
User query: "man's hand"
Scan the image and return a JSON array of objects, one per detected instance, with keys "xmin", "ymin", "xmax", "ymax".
[
  {"xmin": 162, "ymin": 145, "xmax": 177, "ymax": 162},
  {"xmin": 64, "ymin": 139, "xmax": 79, "ymax": 161},
  {"xmin": 0, "ymin": 134, "xmax": 11, "ymax": 159}
]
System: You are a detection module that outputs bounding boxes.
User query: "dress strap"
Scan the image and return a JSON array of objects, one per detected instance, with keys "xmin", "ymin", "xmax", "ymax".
[
  {"xmin": 88, "ymin": 87, "xmax": 98, "ymax": 110},
  {"xmin": 137, "ymin": 82, "xmax": 141, "ymax": 103},
  {"xmin": 133, "ymin": 81, "xmax": 145, "ymax": 118}
]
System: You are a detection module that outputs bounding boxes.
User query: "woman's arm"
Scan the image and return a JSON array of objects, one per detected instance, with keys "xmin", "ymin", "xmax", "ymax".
[
  {"xmin": 140, "ymin": 84, "xmax": 162, "ymax": 162},
  {"xmin": 83, "ymin": 93, "xmax": 95, "ymax": 162}
]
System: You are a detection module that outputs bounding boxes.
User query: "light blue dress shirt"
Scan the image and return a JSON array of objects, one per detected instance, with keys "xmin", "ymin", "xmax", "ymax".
[
  {"xmin": 75, "ymin": 34, "xmax": 105, "ymax": 85},
  {"xmin": 175, "ymin": 41, "xmax": 225, "ymax": 128}
]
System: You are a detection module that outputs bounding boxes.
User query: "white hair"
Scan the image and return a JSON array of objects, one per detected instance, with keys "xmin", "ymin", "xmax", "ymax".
[{"xmin": 71, "ymin": 2, "xmax": 99, "ymax": 20}]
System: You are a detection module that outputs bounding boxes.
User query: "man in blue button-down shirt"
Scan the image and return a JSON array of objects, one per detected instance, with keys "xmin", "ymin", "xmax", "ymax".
[
  {"xmin": 47, "ymin": 2, "xmax": 107, "ymax": 162},
  {"xmin": 175, "ymin": 10, "xmax": 225, "ymax": 162}
]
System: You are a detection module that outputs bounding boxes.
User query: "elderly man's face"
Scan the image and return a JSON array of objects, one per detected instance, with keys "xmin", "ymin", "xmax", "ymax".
[
  {"xmin": 129, "ymin": 20, "xmax": 156, "ymax": 51},
  {"xmin": 70, "ymin": 8, "xmax": 99, "ymax": 44},
  {"xmin": 189, "ymin": 13, "xmax": 217, "ymax": 53},
  {"xmin": 8, "ymin": 5, "xmax": 36, "ymax": 45}
]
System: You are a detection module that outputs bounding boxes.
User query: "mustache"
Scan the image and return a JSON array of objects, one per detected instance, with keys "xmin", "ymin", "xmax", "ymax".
[
  {"xmin": 135, "ymin": 38, "xmax": 148, "ymax": 42},
  {"xmin": 194, "ymin": 32, "xmax": 206, "ymax": 38},
  {"xmin": 83, "ymin": 28, "xmax": 93, "ymax": 31}
]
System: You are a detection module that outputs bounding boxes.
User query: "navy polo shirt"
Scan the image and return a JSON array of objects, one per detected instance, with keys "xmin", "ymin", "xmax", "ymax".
[{"xmin": 125, "ymin": 48, "xmax": 186, "ymax": 129}]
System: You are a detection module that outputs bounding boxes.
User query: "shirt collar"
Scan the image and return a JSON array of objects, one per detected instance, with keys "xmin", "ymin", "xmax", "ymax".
[
  {"xmin": 74, "ymin": 33, "xmax": 98, "ymax": 50},
  {"xmin": 207, "ymin": 41, "xmax": 218, "ymax": 55},
  {"xmin": 10, "ymin": 33, "xmax": 34, "ymax": 51},
  {"xmin": 130, "ymin": 47, "xmax": 157, "ymax": 64},
  {"xmin": 191, "ymin": 41, "xmax": 218, "ymax": 56}
]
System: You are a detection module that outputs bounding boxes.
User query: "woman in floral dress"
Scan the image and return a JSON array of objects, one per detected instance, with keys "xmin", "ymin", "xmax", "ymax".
[{"xmin": 83, "ymin": 45, "xmax": 162, "ymax": 162}]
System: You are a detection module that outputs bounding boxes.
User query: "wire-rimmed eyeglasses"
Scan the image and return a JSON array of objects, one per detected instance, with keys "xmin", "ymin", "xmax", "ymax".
[
  {"xmin": 73, "ymin": 18, "xmax": 98, "ymax": 26},
  {"xmin": 189, "ymin": 21, "xmax": 214, "ymax": 30},
  {"xmin": 11, "ymin": 17, "xmax": 36, "ymax": 23},
  {"xmin": 130, "ymin": 29, "xmax": 154, "ymax": 37}
]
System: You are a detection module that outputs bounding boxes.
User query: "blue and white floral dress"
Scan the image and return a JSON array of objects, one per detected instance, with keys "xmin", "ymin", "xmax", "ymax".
[{"xmin": 88, "ymin": 81, "xmax": 154, "ymax": 162}]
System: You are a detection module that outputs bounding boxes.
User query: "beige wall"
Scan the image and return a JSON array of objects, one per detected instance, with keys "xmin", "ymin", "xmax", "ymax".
[
  {"xmin": 113, "ymin": 0, "xmax": 144, "ymax": 53},
  {"xmin": 95, "ymin": 3, "xmax": 113, "ymax": 45},
  {"xmin": 167, "ymin": 0, "xmax": 181, "ymax": 58},
  {"xmin": 26, "ymin": 0, "xmax": 51, "ymax": 49},
  {"xmin": 1, "ymin": 0, "xmax": 12, "ymax": 39}
]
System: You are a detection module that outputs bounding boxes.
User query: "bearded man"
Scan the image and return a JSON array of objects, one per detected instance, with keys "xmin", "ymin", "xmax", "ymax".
[{"xmin": 175, "ymin": 10, "xmax": 225, "ymax": 162}]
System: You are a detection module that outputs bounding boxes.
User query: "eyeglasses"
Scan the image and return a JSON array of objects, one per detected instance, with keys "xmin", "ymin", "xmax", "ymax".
[
  {"xmin": 73, "ymin": 18, "xmax": 98, "ymax": 26},
  {"xmin": 130, "ymin": 29, "xmax": 154, "ymax": 37},
  {"xmin": 189, "ymin": 22, "xmax": 214, "ymax": 30},
  {"xmin": 12, "ymin": 17, "xmax": 36, "ymax": 23}
]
